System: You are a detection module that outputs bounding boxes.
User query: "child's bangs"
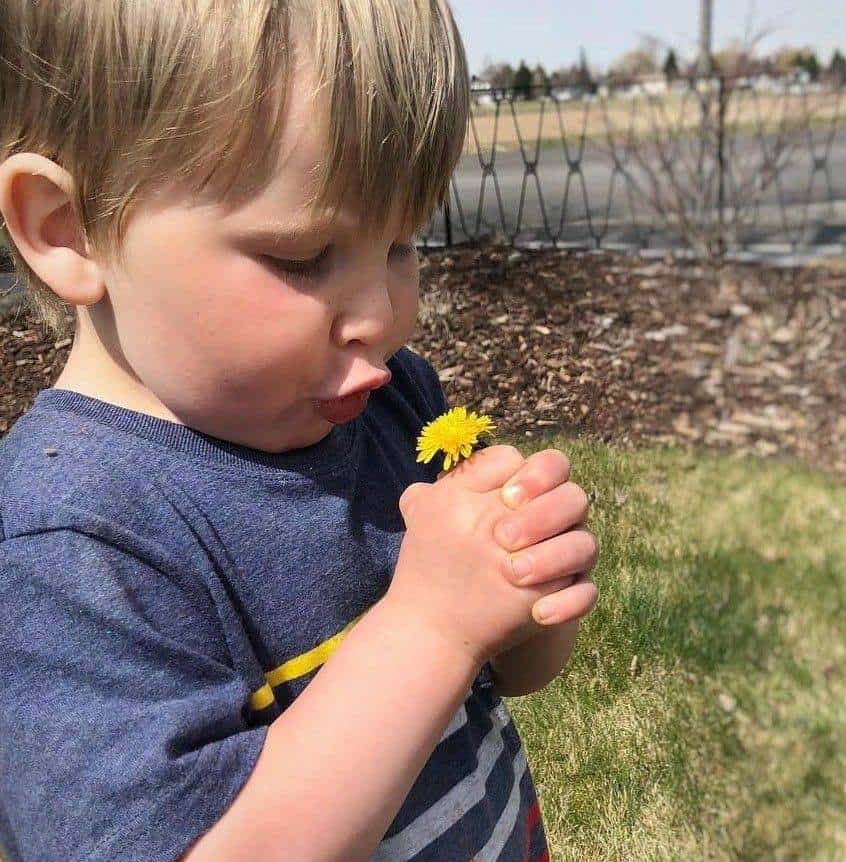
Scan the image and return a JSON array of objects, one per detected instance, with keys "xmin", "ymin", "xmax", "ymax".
[
  {"xmin": 0, "ymin": 0, "xmax": 469, "ymax": 335},
  {"xmin": 297, "ymin": 0, "xmax": 470, "ymax": 237},
  {"xmin": 212, "ymin": 0, "xmax": 470, "ymax": 239}
]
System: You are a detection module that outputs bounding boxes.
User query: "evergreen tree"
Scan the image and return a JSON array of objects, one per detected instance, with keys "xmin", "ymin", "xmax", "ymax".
[
  {"xmin": 663, "ymin": 49, "xmax": 679, "ymax": 81},
  {"xmin": 830, "ymin": 50, "xmax": 846, "ymax": 84},
  {"xmin": 513, "ymin": 60, "xmax": 533, "ymax": 100},
  {"xmin": 793, "ymin": 50, "xmax": 820, "ymax": 81},
  {"xmin": 576, "ymin": 47, "xmax": 596, "ymax": 93}
]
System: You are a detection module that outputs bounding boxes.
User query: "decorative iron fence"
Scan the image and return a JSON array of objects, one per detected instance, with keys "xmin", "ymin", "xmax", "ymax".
[{"xmin": 420, "ymin": 75, "xmax": 846, "ymax": 258}]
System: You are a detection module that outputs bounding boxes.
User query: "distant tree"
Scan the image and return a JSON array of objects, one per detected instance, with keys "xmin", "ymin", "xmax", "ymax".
[
  {"xmin": 479, "ymin": 61, "xmax": 515, "ymax": 89},
  {"xmin": 713, "ymin": 39, "xmax": 761, "ymax": 76},
  {"xmin": 663, "ymin": 49, "xmax": 679, "ymax": 81},
  {"xmin": 794, "ymin": 50, "xmax": 821, "ymax": 81},
  {"xmin": 549, "ymin": 66, "xmax": 567, "ymax": 88},
  {"xmin": 772, "ymin": 46, "xmax": 802, "ymax": 76},
  {"xmin": 576, "ymin": 47, "xmax": 596, "ymax": 93},
  {"xmin": 611, "ymin": 47, "xmax": 658, "ymax": 78},
  {"xmin": 773, "ymin": 46, "xmax": 821, "ymax": 81},
  {"xmin": 829, "ymin": 50, "xmax": 846, "ymax": 84},
  {"xmin": 550, "ymin": 63, "xmax": 579, "ymax": 89},
  {"xmin": 639, "ymin": 35, "xmax": 665, "ymax": 69},
  {"xmin": 532, "ymin": 64, "xmax": 550, "ymax": 96},
  {"xmin": 513, "ymin": 60, "xmax": 533, "ymax": 99}
]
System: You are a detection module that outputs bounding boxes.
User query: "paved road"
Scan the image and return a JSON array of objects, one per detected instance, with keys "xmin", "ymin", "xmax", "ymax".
[
  {"xmin": 2, "ymin": 129, "xmax": 843, "ymax": 299},
  {"xmin": 436, "ymin": 129, "xmax": 846, "ymax": 252}
]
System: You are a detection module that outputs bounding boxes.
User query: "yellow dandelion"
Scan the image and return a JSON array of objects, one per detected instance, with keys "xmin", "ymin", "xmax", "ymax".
[{"xmin": 416, "ymin": 406, "xmax": 497, "ymax": 473}]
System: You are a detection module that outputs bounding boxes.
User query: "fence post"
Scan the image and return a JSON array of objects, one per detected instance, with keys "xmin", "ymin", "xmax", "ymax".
[{"xmin": 716, "ymin": 75, "xmax": 727, "ymax": 256}]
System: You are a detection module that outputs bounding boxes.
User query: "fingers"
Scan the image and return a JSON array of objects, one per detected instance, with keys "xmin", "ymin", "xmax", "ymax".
[
  {"xmin": 492, "ymin": 481, "xmax": 589, "ymax": 552},
  {"xmin": 437, "ymin": 444, "xmax": 525, "ymax": 494},
  {"xmin": 501, "ymin": 528, "xmax": 599, "ymax": 587},
  {"xmin": 531, "ymin": 574, "xmax": 599, "ymax": 625},
  {"xmin": 500, "ymin": 448, "xmax": 571, "ymax": 508},
  {"xmin": 398, "ymin": 481, "xmax": 430, "ymax": 522}
]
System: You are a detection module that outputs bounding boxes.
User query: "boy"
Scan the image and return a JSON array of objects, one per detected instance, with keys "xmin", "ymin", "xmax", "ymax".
[{"xmin": 0, "ymin": 1, "xmax": 599, "ymax": 860}]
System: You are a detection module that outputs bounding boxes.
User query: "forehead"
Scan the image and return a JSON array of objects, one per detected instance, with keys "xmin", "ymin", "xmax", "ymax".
[
  {"xmin": 231, "ymin": 51, "xmax": 411, "ymax": 239},
  {"xmin": 240, "ymin": 53, "xmax": 333, "ymax": 219}
]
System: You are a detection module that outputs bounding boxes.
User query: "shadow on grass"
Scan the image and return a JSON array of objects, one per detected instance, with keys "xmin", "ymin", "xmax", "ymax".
[{"xmin": 521, "ymin": 544, "xmax": 845, "ymax": 859}]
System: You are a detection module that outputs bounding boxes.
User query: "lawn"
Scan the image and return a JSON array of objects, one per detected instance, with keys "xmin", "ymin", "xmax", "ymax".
[{"xmin": 501, "ymin": 435, "xmax": 845, "ymax": 861}]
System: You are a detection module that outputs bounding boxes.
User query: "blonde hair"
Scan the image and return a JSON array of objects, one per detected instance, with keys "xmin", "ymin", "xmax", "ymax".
[{"xmin": 0, "ymin": 0, "xmax": 470, "ymax": 337}]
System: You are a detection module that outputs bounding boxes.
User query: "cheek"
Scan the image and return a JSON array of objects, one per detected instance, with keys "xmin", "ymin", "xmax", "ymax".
[
  {"xmin": 117, "ymin": 251, "xmax": 330, "ymax": 387},
  {"xmin": 392, "ymin": 269, "xmax": 420, "ymax": 334},
  {"xmin": 194, "ymin": 266, "xmax": 329, "ymax": 372}
]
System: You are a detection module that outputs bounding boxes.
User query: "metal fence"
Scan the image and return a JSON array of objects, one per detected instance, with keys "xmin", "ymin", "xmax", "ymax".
[{"xmin": 420, "ymin": 75, "xmax": 846, "ymax": 259}]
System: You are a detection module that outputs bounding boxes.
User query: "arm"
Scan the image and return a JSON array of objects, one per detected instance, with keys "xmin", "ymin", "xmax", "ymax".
[
  {"xmin": 181, "ymin": 594, "xmax": 480, "ymax": 862},
  {"xmin": 490, "ymin": 620, "xmax": 580, "ymax": 697}
]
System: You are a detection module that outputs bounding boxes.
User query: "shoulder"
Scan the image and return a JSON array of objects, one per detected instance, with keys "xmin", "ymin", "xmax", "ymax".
[
  {"xmin": 0, "ymin": 394, "xmax": 195, "ymax": 549},
  {"xmin": 0, "ymin": 400, "xmax": 228, "ymax": 654},
  {"xmin": 384, "ymin": 345, "xmax": 448, "ymax": 423}
]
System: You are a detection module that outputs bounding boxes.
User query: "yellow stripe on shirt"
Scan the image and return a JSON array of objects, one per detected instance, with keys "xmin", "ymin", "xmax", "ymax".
[{"xmin": 250, "ymin": 613, "xmax": 364, "ymax": 711}]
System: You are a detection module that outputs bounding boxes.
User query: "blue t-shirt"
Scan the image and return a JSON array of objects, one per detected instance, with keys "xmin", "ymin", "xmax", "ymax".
[{"xmin": 0, "ymin": 346, "xmax": 550, "ymax": 862}]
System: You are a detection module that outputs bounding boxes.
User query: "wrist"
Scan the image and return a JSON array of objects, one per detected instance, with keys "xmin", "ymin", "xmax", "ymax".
[{"xmin": 374, "ymin": 591, "xmax": 486, "ymax": 679}]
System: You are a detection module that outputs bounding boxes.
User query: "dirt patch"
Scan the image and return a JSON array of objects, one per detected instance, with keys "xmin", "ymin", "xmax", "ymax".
[
  {"xmin": 2, "ymin": 246, "xmax": 844, "ymax": 478},
  {"xmin": 408, "ymin": 246, "xmax": 846, "ymax": 478}
]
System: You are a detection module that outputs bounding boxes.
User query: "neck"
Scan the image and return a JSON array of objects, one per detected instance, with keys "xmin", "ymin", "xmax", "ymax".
[{"xmin": 52, "ymin": 305, "xmax": 184, "ymax": 424}]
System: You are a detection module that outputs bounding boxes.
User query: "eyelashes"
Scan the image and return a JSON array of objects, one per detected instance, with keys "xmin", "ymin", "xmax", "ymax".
[
  {"xmin": 266, "ymin": 242, "xmax": 417, "ymax": 281},
  {"xmin": 267, "ymin": 246, "xmax": 331, "ymax": 279}
]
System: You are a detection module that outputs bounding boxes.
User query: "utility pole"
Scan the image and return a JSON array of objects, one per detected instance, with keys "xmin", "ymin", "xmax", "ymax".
[{"xmin": 698, "ymin": 0, "xmax": 713, "ymax": 76}]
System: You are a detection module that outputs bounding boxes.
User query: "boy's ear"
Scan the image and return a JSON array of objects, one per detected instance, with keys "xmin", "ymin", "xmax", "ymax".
[{"xmin": 0, "ymin": 152, "xmax": 106, "ymax": 306}]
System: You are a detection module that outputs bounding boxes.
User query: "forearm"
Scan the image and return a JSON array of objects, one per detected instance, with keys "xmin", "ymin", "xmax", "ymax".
[
  {"xmin": 182, "ymin": 594, "xmax": 480, "ymax": 862},
  {"xmin": 490, "ymin": 619, "xmax": 580, "ymax": 697}
]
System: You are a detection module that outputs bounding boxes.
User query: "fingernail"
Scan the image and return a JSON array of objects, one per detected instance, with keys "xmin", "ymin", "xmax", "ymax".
[
  {"xmin": 534, "ymin": 598, "xmax": 556, "ymax": 624},
  {"xmin": 502, "ymin": 483, "xmax": 525, "ymax": 507},
  {"xmin": 495, "ymin": 520, "xmax": 520, "ymax": 545},
  {"xmin": 510, "ymin": 554, "xmax": 532, "ymax": 583}
]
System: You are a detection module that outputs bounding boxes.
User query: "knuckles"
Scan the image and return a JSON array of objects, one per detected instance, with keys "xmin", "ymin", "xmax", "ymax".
[
  {"xmin": 536, "ymin": 447, "xmax": 571, "ymax": 474},
  {"xmin": 486, "ymin": 444, "xmax": 525, "ymax": 469},
  {"xmin": 398, "ymin": 481, "xmax": 429, "ymax": 519},
  {"xmin": 568, "ymin": 483, "xmax": 590, "ymax": 520}
]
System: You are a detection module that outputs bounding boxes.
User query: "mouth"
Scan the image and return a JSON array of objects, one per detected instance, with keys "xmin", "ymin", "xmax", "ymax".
[{"xmin": 314, "ymin": 368, "xmax": 392, "ymax": 424}]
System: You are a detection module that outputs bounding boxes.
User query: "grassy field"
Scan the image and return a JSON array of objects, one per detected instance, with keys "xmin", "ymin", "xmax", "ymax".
[
  {"xmin": 500, "ymin": 436, "xmax": 845, "ymax": 861},
  {"xmin": 467, "ymin": 89, "xmax": 843, "ymax": 154}
]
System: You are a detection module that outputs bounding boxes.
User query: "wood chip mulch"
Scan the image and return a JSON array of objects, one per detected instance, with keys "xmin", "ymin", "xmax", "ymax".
[
  {"xmin": 2, "ymin": 245, "xmax": 845, "ymax": 478},
  {"xmin": 408, "ymin": 246, "xmax": 845, "ymax": 479}
]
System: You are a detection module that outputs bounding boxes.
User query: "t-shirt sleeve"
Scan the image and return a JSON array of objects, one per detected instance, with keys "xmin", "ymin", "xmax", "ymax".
[{"xmin": 0, "ymin": 528, "xmax": 269, "ymax": 862}]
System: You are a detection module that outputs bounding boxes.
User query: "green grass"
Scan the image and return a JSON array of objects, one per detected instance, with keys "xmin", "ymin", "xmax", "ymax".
[{"xmin": 498, "ymin": 437, "xmax": 846, "ymax": 861}]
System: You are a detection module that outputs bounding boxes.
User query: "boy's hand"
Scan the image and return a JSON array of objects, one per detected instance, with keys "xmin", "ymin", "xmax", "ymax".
[
  {"xmin": 489, "ymin": 448, "xmax": 599, "ymax": 626},
  {"xmin": 388, "ymin": 445, "xmax": 580, "ymax": 667}
]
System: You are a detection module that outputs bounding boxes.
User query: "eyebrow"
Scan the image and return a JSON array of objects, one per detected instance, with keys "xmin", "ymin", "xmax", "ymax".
[{"xmin": 239, "ymin": 217, "xmax": 339, "ymax": 248}]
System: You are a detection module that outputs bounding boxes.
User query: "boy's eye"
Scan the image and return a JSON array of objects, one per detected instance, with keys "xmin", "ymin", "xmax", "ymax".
[{"xmin": 264, "ymin": 242, "xmax": 416, "ymax": 281}]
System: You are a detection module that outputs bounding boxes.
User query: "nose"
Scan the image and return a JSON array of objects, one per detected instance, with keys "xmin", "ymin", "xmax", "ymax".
[{"xmin": 334, "ymin": 268, "xmax": 396, "ymax": 347}]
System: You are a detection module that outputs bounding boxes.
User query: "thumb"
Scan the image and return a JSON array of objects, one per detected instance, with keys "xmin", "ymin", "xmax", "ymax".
[{"xmin": 398, "ymin": 481, "xmax": 429, "ymax": 523}]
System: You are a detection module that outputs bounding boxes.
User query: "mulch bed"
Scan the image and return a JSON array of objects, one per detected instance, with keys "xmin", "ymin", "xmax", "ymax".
[{"xmin": 2, "ymin": 245, "xmax": 845, "ymax": 478}]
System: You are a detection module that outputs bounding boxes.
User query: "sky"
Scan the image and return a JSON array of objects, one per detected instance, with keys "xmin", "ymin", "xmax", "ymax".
[{"xmin": 450, "ymin": 0, "xmax": 845, "ymax": 77}]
